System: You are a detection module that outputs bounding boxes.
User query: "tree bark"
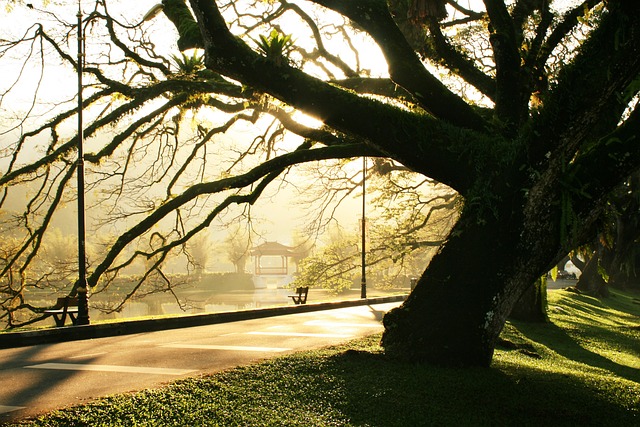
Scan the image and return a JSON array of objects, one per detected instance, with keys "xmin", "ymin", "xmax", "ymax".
[
  {"xmin": 509, "ymin": 276, "xmax": 549, "ymax": 323},
  {"xmin": 570, "ymin": 254, "xmax": 586, "ymax": 272},
  {"xmin": 381, "ymin": 198, "xmax": 550, "ymax": 366},
  {"xmin": 575, "ymin": 251, "xmax": 610, "ymax": 297},
  {"xmin": 608, "ymin": 176, "xmax": 640, "ymax": 289}
]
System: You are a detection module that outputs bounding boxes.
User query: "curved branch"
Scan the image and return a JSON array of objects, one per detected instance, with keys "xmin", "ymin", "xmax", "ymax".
[
  {"xmin": 534, "ymin": 0, "xmax": 602, "ymax": 72},
  {"xmin": 0, "ymin": 164, "xmax": 75, "ymax": 279},
  {"xmin": 88, "ymin": 142, "xmax": 381, "ymax": 286},
  {"xmin": 100, "ymin": 11, "xmax": 170, "ymax": 75},
  {"xmin": 1, "ymin": 75, "xmax": 247, "ymax": 189},
  {"xmin": 426, "ymin": 21, "xmax": 496, "ymax": 101},
  {"xmin": 188, "ymin": 0, "xmax": 489, "ymax": 192}
]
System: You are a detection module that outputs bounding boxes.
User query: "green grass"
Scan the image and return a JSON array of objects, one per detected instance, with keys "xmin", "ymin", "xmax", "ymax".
[{"xmin": 7, "ymin": 289, "xmax": 639, "ymax": 426}]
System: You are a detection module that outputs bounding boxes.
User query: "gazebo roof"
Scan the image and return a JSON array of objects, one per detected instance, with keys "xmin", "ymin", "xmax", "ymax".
[{"xmin": 250, "ymin": 241, "xmax": 301, "ymax": 256}]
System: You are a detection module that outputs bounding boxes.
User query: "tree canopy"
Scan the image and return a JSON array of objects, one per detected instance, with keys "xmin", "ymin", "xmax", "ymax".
[{"xmin": 1, "ymin": 0, "xmax": 639, "ymax": 366}]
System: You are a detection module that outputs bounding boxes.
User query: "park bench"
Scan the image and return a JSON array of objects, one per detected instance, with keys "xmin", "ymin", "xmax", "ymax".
[
  {"xmin": 43, "ymin": 296, "xmax": 79, "ymax": 327},
  {"xmin": 288, "ymin": 287, "xmax": 309, "ymax": 305}
]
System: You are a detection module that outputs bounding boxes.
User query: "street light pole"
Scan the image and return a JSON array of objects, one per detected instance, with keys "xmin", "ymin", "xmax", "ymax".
[
  {"xmin": 360, "ymin": 156, "xmax": 367, "ymax": 299},
  {"xmin": 76, "ymin": 0, "xmax": 90, "ymax": 325}
]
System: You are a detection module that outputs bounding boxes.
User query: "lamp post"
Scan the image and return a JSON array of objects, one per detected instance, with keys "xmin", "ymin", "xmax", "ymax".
[
  {"xmin": 76, "ymin": 0, "xmax": 89, "ymax": 325},
  {"xmin": 360, "ymin": 156, "xmax": 367, "ymax": 299}
]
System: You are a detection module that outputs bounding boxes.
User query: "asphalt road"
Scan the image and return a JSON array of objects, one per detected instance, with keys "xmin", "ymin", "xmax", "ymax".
[{"xmin": 0, "ymin": 302, "xmax": 400, "ymax": 423}]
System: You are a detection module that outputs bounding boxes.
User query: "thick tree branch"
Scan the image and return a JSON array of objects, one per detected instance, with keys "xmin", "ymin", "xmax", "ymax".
[
  {"xmin": 188, "ymin": 0, "xmax": 489, "ymax": 191},
  {"xmin": 535, "ymin": 0, "xmax": 602, "ymax": 72},
  {"xmin": 426, "ymin": 21, "xmax": 496, "ymax": 101},
  {"xmin": 484, "ymin": 0, "xmax": 526, "ymax": 130},
  {"xmin": 530, "ymin": 1, "xmax": 640, "ymax": 165},
  {"xmin": 309, "ymin": 0, "xmax": 486, "ymax": 130}
]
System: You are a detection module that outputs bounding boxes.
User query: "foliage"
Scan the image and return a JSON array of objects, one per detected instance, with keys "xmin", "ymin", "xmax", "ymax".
[
  {"xmin": 255, "ymin": 29, "xmax": 293, "ymax": 66},
  {"xmin": 170, "ymin": 50, "xmax": 204, "ymax": 74},
  {"xmin": 293, "ymin": 159, "xmax": 459, "ymax": 293},
  {"xmin": 293, "ymin": 226, "xmax": 359, "ymax": 294},
  {"xmin": 572, "ymin": 171, "xmax": 640, "ymax": 293},
  {"xmin": 7, "ymin": 289, "xmax": 639, "ymax": 426}
]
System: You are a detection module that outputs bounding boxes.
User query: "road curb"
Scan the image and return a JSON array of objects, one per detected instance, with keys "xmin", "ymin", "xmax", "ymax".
[{"xmin": 0, "ymin": 295, "xmax": 406, "ymax": 349}]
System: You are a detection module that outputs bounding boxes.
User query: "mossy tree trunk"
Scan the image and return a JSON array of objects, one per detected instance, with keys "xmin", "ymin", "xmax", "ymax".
[
  {"xmin": 380, "ymin": 210, "xmax": 522, "ymax": 366},
  {"xmin": 576, "ymin": 253, "xmax": 610, "ymax": 297},
  {"xmin": 381, "ymin": 185, "xmax": 559, "ymax": 365},
  {"xmin": 509, "ymin": 277, "xmax": 549, "ymax": 323}
]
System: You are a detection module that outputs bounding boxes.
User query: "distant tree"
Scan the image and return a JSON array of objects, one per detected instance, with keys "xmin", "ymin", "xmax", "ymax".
[
  {"xmin": 575, "ymin": 249, "xmax": 610, "ymax": 296},
  {"xmin": 225, "ymin": 228, "xmax": 250, "ymax": 274},
  {"xmin": 572, "ymin": 171, "xmax": 640, "ymax": 295},
  {"xmin": 289, "ymin": 230, "xmax": 314, "ymax": 269},
  {"xmin": 186, "ymin": 231, "xmax": 211, "ymax": 275},
  {"xmin": 0, "ymin": 1, "xmax": 638, "ymax": 368},
  {"xmin": 596, "ymin": 172, "xmax": 640, "ymax": 290},
  {"xmin": 509, "ymin": 276, "xmax": 549, "ymax": 322},
  {"xmin": 294, "ymin": 224, "xmax": 359, "ymax": 294}
]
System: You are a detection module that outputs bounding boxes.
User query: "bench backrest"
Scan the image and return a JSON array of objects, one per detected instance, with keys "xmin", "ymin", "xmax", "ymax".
[
  {"xmin": 296, "ymin": 287, "xmax": 308, "ymax": 303},
  {"xmin": 52, "ymin": 296, "xmax": 79, "ymax": 309}
]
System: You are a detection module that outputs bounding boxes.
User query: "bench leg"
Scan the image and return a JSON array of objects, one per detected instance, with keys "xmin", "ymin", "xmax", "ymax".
[{"xmin": 52, "ymin": 314, "xmax": 66, "ymax": 327}]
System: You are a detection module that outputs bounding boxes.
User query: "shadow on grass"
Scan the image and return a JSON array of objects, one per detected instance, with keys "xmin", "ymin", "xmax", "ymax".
[
  {"xmin": 317, "ymin": 349, "xmax": 636, "ymax": 427},
  {"xmin": 509, "ymin": 291, "xmax": 640, "ymax": 383},
  {"xmin": 511, "ymin": 319, "xmax": 639, "ymax": 383}
]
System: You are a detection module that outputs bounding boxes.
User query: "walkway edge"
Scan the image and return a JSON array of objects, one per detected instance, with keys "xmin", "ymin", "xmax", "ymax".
[{"xmin": 0, "ymin": 295, "xmax": 406, "ymax": 349}]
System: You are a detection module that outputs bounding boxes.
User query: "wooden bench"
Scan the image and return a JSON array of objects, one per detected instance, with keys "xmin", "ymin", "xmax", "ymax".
[
  {"xmin": 288, "ymin": 287, "xmax": 309, "ymax": 305},
  {"xmin": 43, "ymin": 297, "xmax": 79, "ymax": 327}
]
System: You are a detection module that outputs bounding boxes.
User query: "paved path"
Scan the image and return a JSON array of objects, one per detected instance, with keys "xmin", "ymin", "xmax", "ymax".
[{"xmin": 0, "ymin": 302, "xmax": 400, "ymax": 423}]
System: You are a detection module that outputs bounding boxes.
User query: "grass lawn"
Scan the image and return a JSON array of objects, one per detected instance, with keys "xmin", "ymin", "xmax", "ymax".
[{"xmin": 7, "ymin": 289, "xmax": 639, "ymax": 426}]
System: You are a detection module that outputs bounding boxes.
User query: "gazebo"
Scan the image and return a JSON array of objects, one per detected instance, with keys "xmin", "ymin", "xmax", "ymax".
[{"xmin": 250, "ymin": 241, "xmax": 304, "ymax": 289}]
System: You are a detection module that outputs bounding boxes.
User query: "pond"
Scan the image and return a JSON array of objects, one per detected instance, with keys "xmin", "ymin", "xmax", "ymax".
[{"xmin": 20, "ymin": 285, "xmax": 407, "ymax": 328}]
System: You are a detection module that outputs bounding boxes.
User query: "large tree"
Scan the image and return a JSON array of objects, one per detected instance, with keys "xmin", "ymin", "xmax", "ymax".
[{"xmin": 1, "ymin": 0, "xmax": 639, "ymax": 366}]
